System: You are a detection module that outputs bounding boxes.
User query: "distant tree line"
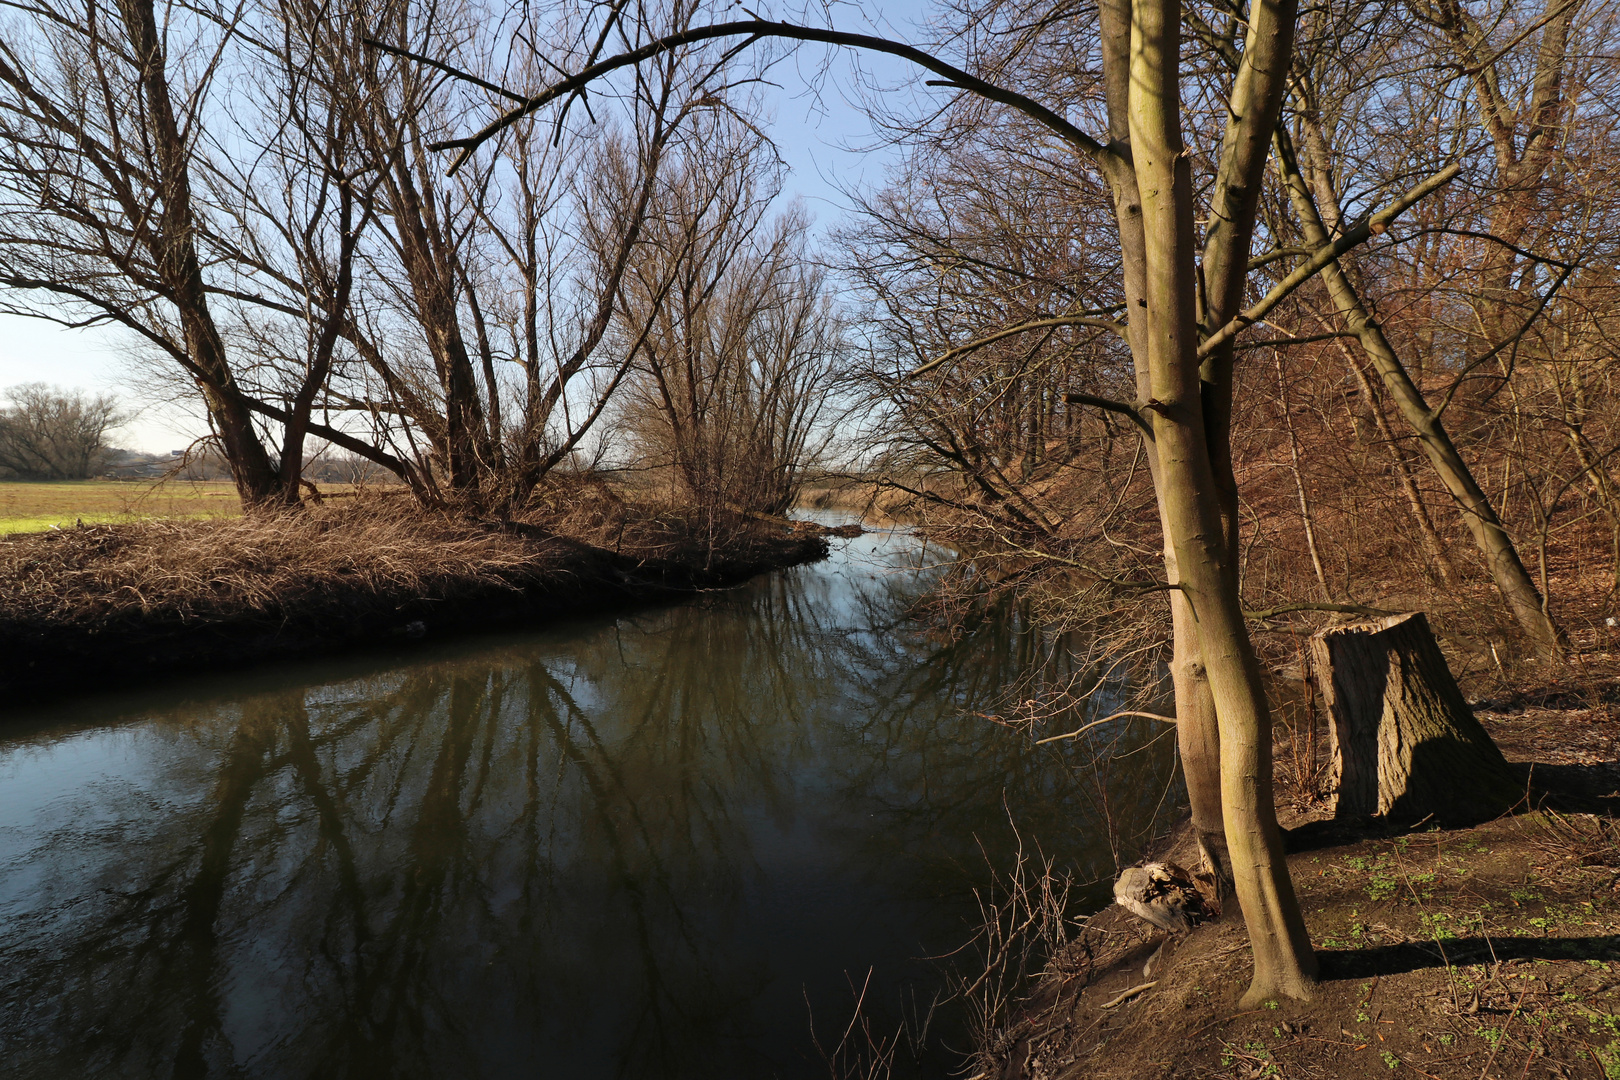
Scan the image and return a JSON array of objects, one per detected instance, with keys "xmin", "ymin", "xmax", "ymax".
[{"xmin": 0, "ymin": 384, "xmax": 124, "ymax": 480}]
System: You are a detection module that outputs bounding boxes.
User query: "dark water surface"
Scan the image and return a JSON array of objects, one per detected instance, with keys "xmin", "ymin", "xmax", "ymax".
[{"xmin": 0, "ymin": 521, "xmax": 1178, "ymax": 1079}]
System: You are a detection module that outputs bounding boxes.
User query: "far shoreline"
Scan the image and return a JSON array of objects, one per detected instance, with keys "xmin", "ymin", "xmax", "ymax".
[{"xmin": 0, "ymin": 491, "xmax": 859, "ymax": 708}]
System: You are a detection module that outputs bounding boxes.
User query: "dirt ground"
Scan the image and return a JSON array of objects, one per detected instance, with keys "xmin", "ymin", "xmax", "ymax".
[{"xmin": 978, "ymin": 702, "xmax": 1620, "ymax": 1080}]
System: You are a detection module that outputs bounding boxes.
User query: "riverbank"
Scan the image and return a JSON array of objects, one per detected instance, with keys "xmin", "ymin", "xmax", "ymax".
[
  {"xmin": 0, "ymin": 483, "xmax": 847, "ymax": 703},
  {"xmin": 973, "ymin": 702, "xmax": 1620, "ymax": 1080}
]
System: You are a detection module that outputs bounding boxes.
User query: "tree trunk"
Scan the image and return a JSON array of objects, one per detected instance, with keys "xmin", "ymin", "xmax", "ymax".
[
  {"xmin": 1334, "ymin": 337, "xmax": 1458, "ymax": 587},
  {"xmin": 118, "ymin": 0, "xmax": 281, "ymax": 508},
  {"xmin": 1275, "ymin": 352, "xmax": 1331, "ymax": 601},
  {"xmin": 1094, "ymin": 0, "xmax": 1236, "ymax": 893},
  {"xmin": 1131, "ymin": 0, "xmax": 1316, "ymax": 1006},
  {"xmin": 1310, "ymin": 612, "xmax": 1521, "ymax": 824},
  {"xmin": 1170, "ymin": 575, "xmax": 1232, "ymax": 893}
]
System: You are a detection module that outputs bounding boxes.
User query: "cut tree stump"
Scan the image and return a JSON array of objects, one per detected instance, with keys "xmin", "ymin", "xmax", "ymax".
[{"xmin": 1309, "ymin": 612, "xmax": 1522, "ymax": 824}]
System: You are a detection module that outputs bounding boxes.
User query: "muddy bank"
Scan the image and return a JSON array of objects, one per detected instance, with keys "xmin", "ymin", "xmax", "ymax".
[
  {"xmin": 0, "ymin": 495, "xmax": 853, "ymax": 704},
  {"xmin": 975, "ymin": 705, "xmax": 1620, "ymax": 1080}
]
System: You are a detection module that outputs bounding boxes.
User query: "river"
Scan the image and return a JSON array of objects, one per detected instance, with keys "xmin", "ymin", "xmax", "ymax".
[{"xmin": 0, "ymin": 519, "xmax": 1180, "ymax": 1079}]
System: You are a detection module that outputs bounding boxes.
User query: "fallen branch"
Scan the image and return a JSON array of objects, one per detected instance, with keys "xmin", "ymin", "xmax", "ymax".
[
  {"xmin": 1243, "ymin": 602, "xmax": 1403, "ymax": 621},
  {"xmin": 1101, "ymin": 981, "xmax": 1157, "ymax": 1008}
]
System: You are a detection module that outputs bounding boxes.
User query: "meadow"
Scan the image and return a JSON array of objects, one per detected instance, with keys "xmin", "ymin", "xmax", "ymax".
[{"xmin": 0, "ymin": 479, "xmax": 242, "ymax": 534}]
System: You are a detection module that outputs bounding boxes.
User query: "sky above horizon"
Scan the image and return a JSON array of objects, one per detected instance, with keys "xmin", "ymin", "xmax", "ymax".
[{"xmin": 0, "ymin": 3, "xmax": 933, "ymax": 453}]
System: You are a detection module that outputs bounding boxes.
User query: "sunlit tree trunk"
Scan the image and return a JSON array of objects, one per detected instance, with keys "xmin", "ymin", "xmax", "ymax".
[
  {"xmin": 1095, "ymin": 0, "xmax": 1230, "ymax": 891},
  {"xmin": 1126, "ymin": 0, "xmax": 1318, "ymax": 1003}
]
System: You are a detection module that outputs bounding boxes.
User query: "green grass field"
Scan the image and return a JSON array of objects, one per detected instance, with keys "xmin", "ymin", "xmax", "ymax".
[{"xmin": 0, "ymin": 479, "xmax": 243, "ymax": 535}]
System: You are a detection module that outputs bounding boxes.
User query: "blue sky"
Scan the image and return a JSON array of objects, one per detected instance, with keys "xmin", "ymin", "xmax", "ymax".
[{"xmin": 0, "ymin": 2, "xmax": 932, "ymax": 452}]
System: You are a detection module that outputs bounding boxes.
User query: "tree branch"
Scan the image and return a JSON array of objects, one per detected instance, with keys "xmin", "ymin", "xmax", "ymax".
[
  {"xmin": 1035, "ymin": 710, "xmax": 1178, "ymax": 744},
  {"xmin": 1062, "ymin": 391, "xmax": 1154, "ymax": 439},
  {"xmin": 1198, "ymin": 162, "xmax": 1463, "ymax": 359},
  {"xmin": 365, "ymin": 18, "xmax": 1110, "ymax": 173},
  {"xmin": 910, "ymin": 311, "xmax": 1128, "ymax": 377}
]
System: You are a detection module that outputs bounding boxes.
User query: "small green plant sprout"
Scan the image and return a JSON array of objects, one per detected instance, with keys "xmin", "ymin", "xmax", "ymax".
[
  {"xmin": 1381, "ymin": 1049, "xmax": 1400, "ymax": 1070},
  {"xmin": 1366, "ymin": 874, "xmax": 1398, "ymax": 901}
]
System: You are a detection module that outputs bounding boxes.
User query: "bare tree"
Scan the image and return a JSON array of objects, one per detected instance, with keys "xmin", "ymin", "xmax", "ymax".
[
  {"xmin": 0, "ymin": 0, "xmax": 746, "ymax": 515},
  {"xmin": 612, "ymin": 124, "xmax": 846, "ymax": 514},
  {"xmin": 201, "ymin": 0, "xmax": 400, "ymax": 504},
  {"xmin": 0, "ymin": 384, "xmax": 125, "ymax": 479},
  {"xmin": 0, "ymin": 0, "xmax": 283, "ymax": 505},
  {"xmin": 1257, "ymin": 0, "xmax": 1575, "ymax": 656},
  {"xmin": 292, "ymin": 0, "xmax": 759, "ymax": 512}
]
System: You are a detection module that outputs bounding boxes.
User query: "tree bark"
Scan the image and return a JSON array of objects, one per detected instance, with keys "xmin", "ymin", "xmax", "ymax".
[
  {"xmin": 1310, "ymin": 612, "xmax": 1521, "ymax": 824},
  {"xmin": 1097, "ymin": 0, "xmax": 1231, "ymax": 896}
]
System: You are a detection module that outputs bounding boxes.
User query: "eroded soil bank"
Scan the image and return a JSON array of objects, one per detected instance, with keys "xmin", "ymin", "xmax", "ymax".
[
  {"xmin": 978, "ymin": 703, "xmax": 1620, "ymax": 1080},
  {"xmin": 0, "ymin": 484, "xmax": 848, "ymax": 703}
]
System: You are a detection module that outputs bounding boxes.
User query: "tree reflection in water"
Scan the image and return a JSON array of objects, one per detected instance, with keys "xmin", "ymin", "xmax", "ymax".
[{"xmin": 0, "ymin": 526, "xmax": 1180, "ymax": 1079}]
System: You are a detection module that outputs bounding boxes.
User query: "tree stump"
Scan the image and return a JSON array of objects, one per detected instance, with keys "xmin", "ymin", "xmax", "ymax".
[{"xmin": 1309, "ymin": 612, "xmax": 1522, "ymax": 824}]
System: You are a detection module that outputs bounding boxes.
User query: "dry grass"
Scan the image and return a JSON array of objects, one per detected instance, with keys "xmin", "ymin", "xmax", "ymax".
[
  {"xmin": 0, "ymin": 479, "xmax": 831, "ymax": 695},
  {"xmin": 0, "ymin": 505, "xmax": 546, "ymax": 627}
]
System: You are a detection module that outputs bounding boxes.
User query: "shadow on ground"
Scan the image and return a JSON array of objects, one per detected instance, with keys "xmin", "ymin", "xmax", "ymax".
[{"xmin": 1318, "ymin": 934, "xmax": 1620, "ymax": 980}]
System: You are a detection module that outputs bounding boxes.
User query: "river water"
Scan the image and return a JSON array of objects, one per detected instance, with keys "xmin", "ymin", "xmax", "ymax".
[{"xmin": 0, "ymin": 520, "xmax": 1179, "ymax": 1079}]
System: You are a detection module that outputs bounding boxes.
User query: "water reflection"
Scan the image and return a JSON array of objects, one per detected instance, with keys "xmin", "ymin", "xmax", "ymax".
[{"xmin": 0, "ymin": 526, "xmax": 1179, "ymax": 1079}]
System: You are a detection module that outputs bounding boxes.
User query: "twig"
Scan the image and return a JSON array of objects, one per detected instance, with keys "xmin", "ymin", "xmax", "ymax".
[
  {"xmin": 1036, "ymin": 710, "xmax": 1178, "ymax": 744},
  {"xmin": 1189, "ymin": 1008, "xmax": 1270, "ymax": 1039},
  {"xmin": 1101, "ymin": 981, "xmax": 1157, "ymax": 1008},
  {"xmin": 1476, "ymin": 986, "xmax": 1529, "ymax": 1080}
]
